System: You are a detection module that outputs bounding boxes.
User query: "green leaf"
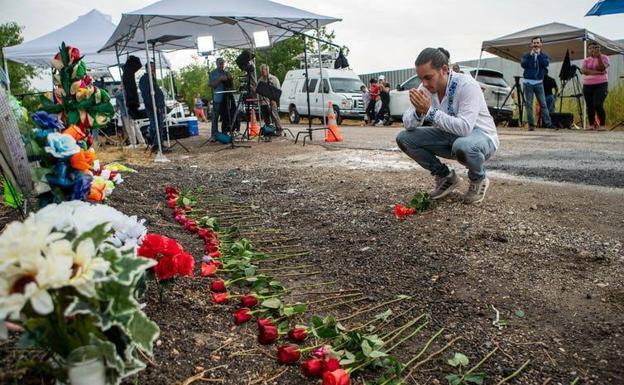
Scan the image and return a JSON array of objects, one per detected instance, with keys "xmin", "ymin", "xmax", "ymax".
[
  {"xmin": 361, "ymin": 340, "xmax": 373, "ymax": 357},
  {"xmin": 292, "ymin": 303, "xmax": 307, "ymax": 314},
  {"xmin": 112, "ymin": 255, "xmax": 156, "ymax": 285},
  {"xmin": 127, "ymin": 310, "xmax": 160, "ymax": 353},
  {"xmin": 464, "ymin": 373, "xmax": 485, "ymax": 385},
  {"xmin": 515, "ymin": 309, "xmax": 525, "ymax": 318},
  {"xmin": 261, "ymin": 297, "xmax": 282, "ymax": 309},
  {"xmin": 445, "ymin": 374, "xmax": 462, "ymax": 385},
  {"xmin": 374, "ymin": 309, "xmax": 393, "ymax": 321},
  {"xmin": 282, "ymin": 306, "xmax": 295, "ymax": 317},
  {"xmin": 64, "ymin": 297, "xmax": 97, "ymax": 317},
  {"xmin": 448, "ymin": 352, "xmax": 469, "ymax": 367},
  {"xmin": 369, "ymin": 350, "xmax": 388, "ymax": 358},
  {"xmin": 72, "ymin": 222, "xmax": 113, "ymax": 250},
  {"xmin": 244, "ymin": 267, "xmax": 257, "ymax": 277}
]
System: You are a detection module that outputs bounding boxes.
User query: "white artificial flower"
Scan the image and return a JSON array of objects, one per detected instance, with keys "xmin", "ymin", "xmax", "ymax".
[{"xmin": 0, "ymin": 218, "xmax": 63, "ymax": 270}]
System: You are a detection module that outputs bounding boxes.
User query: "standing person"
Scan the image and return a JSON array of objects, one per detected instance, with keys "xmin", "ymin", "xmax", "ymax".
[
  {"xmin": 257, "ymin": 64, "xmax": 283, "ymax": 135},
  {"xmin": 521, "ymin": 36, "xmax": 552, "ymax": 130},
  {"xmin": 581, "ymin": 41, "xmax": 610, "ymax": 131},
  {"xmin": 193, "ymin": 93, "xmax": 207, "ymax": 122},
  {"xmin": 115, "ymin": 85, "xmax": 146, "ymax": 148},
  {"xmin": 543, "ymin": 69, "xmax": 558, "ymax": 114},
  {"xmin": 209, "ymin": 58, "xmax": 233, "ymax": 139},
  {"xmin": 365, "ymin": 78, "xmax": 379, "ymax": 126},
  {"xmin": 396, "ymin": 47, "xmax": 499, "ymax": 204},
  {"xmin": 138, "ymin": 61, "xmax": 167, "ymax": 152},
  {"xmin": 360, "ymin": 85, "xmax": 370, "ymax": 126}
]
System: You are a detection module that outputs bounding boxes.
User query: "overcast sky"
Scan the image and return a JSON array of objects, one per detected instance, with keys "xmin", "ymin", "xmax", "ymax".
[{"xmin": 2, "ymin": 0, "xmax": 622, "ymax": 88}]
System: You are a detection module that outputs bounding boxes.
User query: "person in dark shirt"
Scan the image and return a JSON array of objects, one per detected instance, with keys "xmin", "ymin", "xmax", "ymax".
[
  {"xmin": 543, "ymin": 69, "xmax": 558, "ymax": 114},
  {"xmin": 138, "ymin": 61, "xmax": 167, "ymax": 152}
]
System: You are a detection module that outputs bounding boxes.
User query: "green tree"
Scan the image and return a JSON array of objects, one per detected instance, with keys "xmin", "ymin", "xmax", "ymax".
[
  {"xmin": 175, "ymin": 61, "xmax": 213, "ymax": 108},
  {"xmin": 0, "ymin": 22, "xmax": 38, "ymax": 96}
]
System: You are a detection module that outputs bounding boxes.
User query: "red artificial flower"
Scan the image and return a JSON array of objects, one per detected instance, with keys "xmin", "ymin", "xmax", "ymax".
[
  {"xmin": 153, "ymin": 255, "xmax": 177, "ymax": 280},
  {"xmin": 258, "ymin": 324, "xmax": 279, "ymax": 345},
  {"xmin": 138, "ymin": 234, "xmax": 166, "ymax": 259},
  {"xmin": 210, "ymin": 279, "xmax": 226, "ymax": 292},
  {"xmin": 234, "ymin": 308, "xmax": 252, "ymax": 325},
  {"xmin": 163, "ymin": 237, "xmax": 183, "ymax": 256},
  {"xmin": 168, "ymin": 198, "xmax": 177, "ymax": 208},
  {"xmin": 176, "ymin": 252, "xmax": 195, "ymax": 276},
  {"xmin": 322, "ymin": 369, "xmax": 351, "ymax": 385},
  {"xmin": 67, "ymin": 46, "xmax": 81, "ymax": 64},
  {"xmin": 200, "ymin": 262, "xmax": 218, "ymax": 277},
  {"xmin": 257, "ymin": 318, "xmax": 274, "ymax": 328},
  {"xmin": 211, "ymin": 292, "xmax": 230, "ymax": 304},
  {"xmin": 322, "ymin": 356, "xmax": 342, "ymax": 373},
  {"xmin": 302, "ymin": 357, "xmax": 324, "ymax": 378},
  {"xmin": 240, "ymin": 294, "xmax": 258, "ymax": 308},
  {"xmin": 209, "ymin": 250, "xmax": 221, "ymax": 259},
  {"xmin": 277, "ymin": 344, "xmax": 301, "ymax": 365},
  {"xmin": 287, "ymin": 328, "xmax": 308, "ymax": 343},
  {"xmin": 393, "ymin": 203, "xmax": 417, "ymax": 219}
]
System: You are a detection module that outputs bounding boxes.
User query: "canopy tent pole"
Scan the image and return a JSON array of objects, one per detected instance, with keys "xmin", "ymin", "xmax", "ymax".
[
  {"xmin": 303, "ymin": 35, "xmax": 312, "ymax": 133},
  {"xmin": 474, "ymin": 49, "xmax": 483, "ymax": 79},
  {"xmin": 2, "ymin": 48, "xmax": 11, "ymax": 94},
  {"xmin": 141, "ymin": 15, "xmax": 168, "ymax": 162},
  {"xmin": 157, "ymin": 50, "xmax": 172, "ymax": 147},
  {"xmin": 317, "ymin": 21, "xmax": 326, "ymax": 127},
  {"xmin": 114, "ymin": 43, "xmax": 131, "ymax": 148}
]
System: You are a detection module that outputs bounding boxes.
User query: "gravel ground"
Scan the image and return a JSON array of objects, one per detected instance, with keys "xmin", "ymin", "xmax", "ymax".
[{"xmin": 1, "ymin": 124, "xmax": 623, "ymax": 385}]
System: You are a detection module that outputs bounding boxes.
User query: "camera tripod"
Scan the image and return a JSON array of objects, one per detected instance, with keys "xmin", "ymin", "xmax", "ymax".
[
  {"xmin": 559, "ymin": 73, "xmax": 583, "ymax": 127},
  {"xmin": 496, "ymin": 76, "xmax": 526, "ymax": 127}
]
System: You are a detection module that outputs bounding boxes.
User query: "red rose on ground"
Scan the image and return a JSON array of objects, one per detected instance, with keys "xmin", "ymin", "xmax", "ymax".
[
  {"xmin": 210, "ymin": 279, "xmax": 226, "ymax": 292},
  {"xmin": 277, "ymin": 344, "xmax": 301, "ymax": 364},
  {"xmin": 257, "ymin": 318, "xmax": 274, "ymax": 328},
  {"xmin": 322, "ymin": 369, "xmax": 351, "ymax": 385},
  {"xmin": 312, "ymin": 346, "xmax": 330, "ymax": 359},
  {"xmin": 302, "ymin": 357, "xmax": 323, "ymax": 378},
  {"xmin": 211, "ymin": 292, "xmax": 229, "ymax": 304},
  {"xmin": 322, "ymin": 356, "xmax": 342, "ymax": 372},
  {"xmin": 209, "ymin": 250, "xmax": 221, "ymax": 258},
  {"xmin": 201, "ymin": 262, "xmax": 218, "ymax": 277},
  {"xmin": 393, "ymin": 203, "xmax": 416, "ymax": 218},
  {"xmin": 153, "ymin": 255, "xmax": 177, "ymax": 280},
  {"xmin": 234, "ymin": 308, "xmax": 252, "ymax": 325},
  {"xmin": 204, "ymin": 243, "xmax": 219, "ymax": 253},
  {"xmin": 240, "ymin": 294, "xmax": 258, "ymax": 308},
  {"xmin": 287, "ymin": 328, "xmax": 308, "ymax": 343},
  {"xmin": 175, "ymin": 214, "xmax": 186, "ymax": 224},
  {"xmin": 165, "ymin": 186, "xmax": 178, "ymax": 195},
  {"xmin": 168, "ymin": 198, "xmax": 177, "ymax": 208},
  {"xmin": 173, "ymin": 208, "xmax": 184, "ymax": 217},
  {"xmin": 258, "ymin": 324, "xmax": 279, "ymax": 344},
  {"xmin": 176, "ymin": 252, "xmax": 195, "ymax": 276}
]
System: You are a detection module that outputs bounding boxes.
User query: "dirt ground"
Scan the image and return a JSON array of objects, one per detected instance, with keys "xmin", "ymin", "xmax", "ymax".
[{"xmin": 2, "ymin": 132, "xmax": 623, "ymax": 385}]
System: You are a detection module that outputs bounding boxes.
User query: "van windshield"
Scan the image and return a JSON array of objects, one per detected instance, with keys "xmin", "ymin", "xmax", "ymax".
[{"xmin": 330, "ymin": 78, "xmax": 364, "ymax": 93}]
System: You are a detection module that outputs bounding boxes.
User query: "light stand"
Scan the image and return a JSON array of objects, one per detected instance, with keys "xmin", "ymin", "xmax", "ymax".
[{"xmin": 558, "ymin": 69, "xmax": 583, "ymax": 126}]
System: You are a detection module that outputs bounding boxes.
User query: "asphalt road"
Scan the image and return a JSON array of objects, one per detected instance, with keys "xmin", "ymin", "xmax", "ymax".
[{"xmin": 284, "ymin": 124, "xmax": 624, "ymax": 189}]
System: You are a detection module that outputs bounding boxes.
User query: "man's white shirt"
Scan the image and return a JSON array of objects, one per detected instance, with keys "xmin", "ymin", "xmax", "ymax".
[{"xmin": 402, "ymin": 72, "xmax": 499, "ymax": 149}]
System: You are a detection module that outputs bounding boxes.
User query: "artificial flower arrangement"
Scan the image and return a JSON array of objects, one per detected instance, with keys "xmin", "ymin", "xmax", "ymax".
[
  {"xmin": 22, "ymin": 43, "xmax": 127, "ymax": 206},
  {"xmin": 0, "ymin": 201, "xmax": 159, "ymax": 385}
]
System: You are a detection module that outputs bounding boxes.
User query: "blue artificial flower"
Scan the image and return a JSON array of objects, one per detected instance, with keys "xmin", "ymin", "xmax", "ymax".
[
  {"xmin": 33, "ymin": 128, "xmax": 54, "ymax": 139},
  {"xmin": 71, "ymin": 172, "xmax": 93, "ymax": 201},
  {"xmin": 45, "ymin": 132, "xmax": 80, "ymax": 159},
  {"xmin": 31, "ymin": 111, "xmax": 64, "ymax": 131}
]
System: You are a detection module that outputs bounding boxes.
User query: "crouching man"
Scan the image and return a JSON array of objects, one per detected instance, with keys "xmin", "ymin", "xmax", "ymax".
[{"xmin": 396, "ymin": 47, "xmax": 499, "ymax": 204}]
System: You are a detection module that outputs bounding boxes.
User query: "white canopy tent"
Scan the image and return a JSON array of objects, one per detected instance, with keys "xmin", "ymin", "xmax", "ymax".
[
  {"xmin": 2, "ymin": 9, "xmax": 171, "ymax": 92},
  {"xmin": 98, "ymin": 0, "xmax": 341, "ymax": 160},
  {"xmin": 477, "ymin": 22, "xmax": 624, "ymax": 129}
]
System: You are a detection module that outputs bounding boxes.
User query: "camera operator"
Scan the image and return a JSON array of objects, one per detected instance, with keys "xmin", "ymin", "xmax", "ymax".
[
  {"xmin": 257, "ymin": 64, "xmax": 283, "ymax": 135},
  {"xmin": 209, "ymin": 58, "xmax": 233, "ymax": 139},
  {"xmin": 581, "ymin": 41, "xmax": 610, "ymax": 131}
]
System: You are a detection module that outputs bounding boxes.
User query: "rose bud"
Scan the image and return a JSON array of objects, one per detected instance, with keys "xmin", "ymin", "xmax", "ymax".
[
  {"xmin": 312, "ymin": 345, "xmax": 330, "ymax": 359},
  {"xmin": 174, "ymin": 214, "xmax": 186, "ymax": 223},
  {"xmin": 165, "ymin": 186, "xmax": 178, "ymax": 195},
  {"xmin": 257, "ymin": 318, "xmax": 274, "ymax": 328},
  {"xmin": 201, "ymin": 262, "xmax": 218, "ymax": 277},
  {"xmin": 302, "ymin": 357, "xmax": 323, "ymax": 378},
  {"xmin": 258, "ymin": 324, "xmax": 279, "ymax": 345},
  {"xmin": 277, "ymin": 344, "xmax": 301, "ymax": 365},
  {"xmin": 204, "ymin": 243, "xmax": 219, "ymax": 253},
  {"xmin": 240, "ymin": 294, "xmax": 258, "ymax": 308},
  {"xmin": 233, "ymin": 308, "xmax": 252, "ymax": 325},
  {"xmin": 287, "ymin": 328, "xmax": 308, "ymax": 343},
  {"xmin": 198, "ymin": 228, "xmax": 210, "ymax": 238},
  {"xmin": 168, "ymin": 198, "xmax": 177, "ymax": 208},
  {"xmin": 209, "ymin": 250, "xmax": 221, "ymax": 258},
  {"xmin": 211, "ymin": 292, "xmax": 229, "ymax": 304},
  {"xmin": 322, "ymin": 356, "xmax": 342, "ymax": 373},
  {"xmin": 210, "ymin": 279, "xmax": 226, "ymax": 292},
  {"xmin": 173, "ymin": 208, "xmax": 184, "ymax": 217},
  {"xmin": 322, "ymin": 368, "xmax": 351, "ymax": 385}
]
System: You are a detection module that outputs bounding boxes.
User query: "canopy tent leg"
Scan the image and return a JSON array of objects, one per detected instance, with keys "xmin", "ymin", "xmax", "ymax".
[
  {"xmin": 582, "ymin": 38, "xmax": 587, "ymax": 129},
  {"xmin": 317, "ymin": 21, "xmax": 326, "ymax": 127},
  {"xmin": 114, "ymin": 44, "xmax": 130, "ymax": 148},
  {"xmin": 3, "ymin": 48, "xmax": 11, "ymax": 94},
  {"xmin": 474, "ymin": 49, "xmax": 483, "ymax": 80},
  {"xmin": 157, "ymin": 50, "xmax": 171, "ymax": 147},
  {"xmin": 141, "ymin": 15, "xmax": 168, "ymax": 162}
]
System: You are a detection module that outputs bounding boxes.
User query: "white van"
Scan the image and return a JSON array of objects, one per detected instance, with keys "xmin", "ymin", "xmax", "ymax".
[{"xmin": 279, "ymin": 68, "xmax": 366, "ymax": 124}]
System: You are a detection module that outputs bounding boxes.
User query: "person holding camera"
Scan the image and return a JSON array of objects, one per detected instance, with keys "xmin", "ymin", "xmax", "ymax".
[
  {"xmin": 521, "ymin": 36, "xmax": 553, "ymax": 130},
  {"xmin": 209, "ymin": 58, "xmax": 233, "ymax": 139},
  {"xmin": 257, "ymin": 64, "xmax": 283, "ymax": 135},
  {"xmin": 581, "ymin": 41, "xmax": 610, "ymax": 131}
]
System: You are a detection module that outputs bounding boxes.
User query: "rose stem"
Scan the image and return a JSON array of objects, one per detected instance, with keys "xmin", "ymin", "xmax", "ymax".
[
  {"xmin": 495, "ymin": 359, "xmax": 530, "ymax": 385},
  {"xmin": 337, "ymin": 296, "xmax": 411, "ymax": 322}
]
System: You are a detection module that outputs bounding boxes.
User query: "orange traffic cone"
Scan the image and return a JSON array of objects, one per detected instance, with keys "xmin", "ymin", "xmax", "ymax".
[
  {"xmin": 324, "ymin": 101, "xmax": 343, "ymax": 142},
  {"xmin": 249, "ymin": 107, "xmax": 260, "ymax": 137}
]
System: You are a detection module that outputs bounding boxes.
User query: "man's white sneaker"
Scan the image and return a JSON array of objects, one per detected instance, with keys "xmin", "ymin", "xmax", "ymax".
[
  {"xmin": 464, "ymin": 177, "xmax": 490, "ymax": 204},
  {"xmin": 430, "ymin": 170, "xmax": 461, "ymax": 200}
]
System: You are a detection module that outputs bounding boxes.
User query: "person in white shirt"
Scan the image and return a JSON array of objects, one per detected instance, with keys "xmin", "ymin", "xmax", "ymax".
[{"xmin": 396, "ymin": 47, "xmax": 499, "ymax": 204}]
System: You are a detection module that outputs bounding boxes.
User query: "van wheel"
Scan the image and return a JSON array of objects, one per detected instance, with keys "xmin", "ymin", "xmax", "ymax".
[
  {"xmin": 288, "ymin": 106, "xmax": 300, "ymax": 124},
  {"xmin": 333, "ymin": 106, "xmax": 343, "ymax": 125}
]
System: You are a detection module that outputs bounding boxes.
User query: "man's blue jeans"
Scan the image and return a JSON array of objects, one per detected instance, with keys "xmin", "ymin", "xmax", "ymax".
[
  {"xmin": 545, "ymin": 95, "xmax": 556, "ymax": 114},
  {"xmin": 523, "ymin": 82, "xmax": 552, "ymax": 127},
  {"xmin": 147, "ymin": 108, "xmax": 164, "ymax": 146},
  {"xmin": 396, "ymin": 127, "xmax": 497, "ymax": 181},
  {"xmin": 211, "ymin": 101, "xmax": 221, "ymax": 137}
]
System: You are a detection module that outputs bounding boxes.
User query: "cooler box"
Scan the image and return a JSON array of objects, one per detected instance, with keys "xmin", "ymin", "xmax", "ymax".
[{"xmin": 174, "ymin": 117, "xmax": 199, "ymax": 136}]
